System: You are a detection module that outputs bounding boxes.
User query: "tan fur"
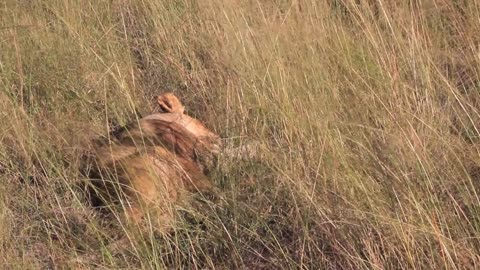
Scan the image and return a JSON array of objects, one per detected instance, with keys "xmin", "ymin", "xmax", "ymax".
[
  {"xmin": 157, "ymin": 92, "xmax": 185, "ymax": 114},
  {"xmin": 88, "ymin": 93, "xmax": 220, "ymax": 231},
  {"xmin": 156, "ymin": 93, "xmax": 221, "ymax": 151}
]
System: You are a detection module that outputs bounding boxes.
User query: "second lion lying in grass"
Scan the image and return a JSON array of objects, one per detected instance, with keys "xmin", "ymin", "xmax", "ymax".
[{"xmin": 86, "ymin": 93, "xmax": 221, "ymax": 232}]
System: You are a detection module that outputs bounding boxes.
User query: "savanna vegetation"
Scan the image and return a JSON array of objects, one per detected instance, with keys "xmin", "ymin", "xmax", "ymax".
[{"xmin": 1, "ymin": 0, "xmax": 480, "ymax": 269}]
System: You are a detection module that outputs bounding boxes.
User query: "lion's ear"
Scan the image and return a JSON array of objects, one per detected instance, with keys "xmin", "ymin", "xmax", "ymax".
[
  {"xmin": 157, "ymin": 93, "xmax": 185, "ymax": 114},
  {"xmin": 157, "ymin": 95, "xmax": 170, "ymax": 113}
]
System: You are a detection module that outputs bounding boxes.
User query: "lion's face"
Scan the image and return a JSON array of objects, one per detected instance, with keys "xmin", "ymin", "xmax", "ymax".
[{"xmin": 155, "ymin": 92, "xmax": 222, "ymax": 153}]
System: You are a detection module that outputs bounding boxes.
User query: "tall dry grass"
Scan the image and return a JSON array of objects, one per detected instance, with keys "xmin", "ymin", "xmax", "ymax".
[{"xmin": 1, "ymin": 0, "xmax": 480, "ymax": 268}]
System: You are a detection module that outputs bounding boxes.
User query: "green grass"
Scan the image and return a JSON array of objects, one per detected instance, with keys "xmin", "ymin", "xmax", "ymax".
[{"xmin": 1, "ymin": 0, "xmax": 480, "ymax": 268}]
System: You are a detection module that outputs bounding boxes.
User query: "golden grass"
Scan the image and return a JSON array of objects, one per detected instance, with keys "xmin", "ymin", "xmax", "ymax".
[{"xmin": 1, "ymin": 0, "xmax": 480, "ymax": 268}]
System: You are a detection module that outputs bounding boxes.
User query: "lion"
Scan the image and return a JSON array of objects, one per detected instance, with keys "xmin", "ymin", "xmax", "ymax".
[{"xmin": 86, "ymin": 93, "xmax": 221, "ymax": 231}]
